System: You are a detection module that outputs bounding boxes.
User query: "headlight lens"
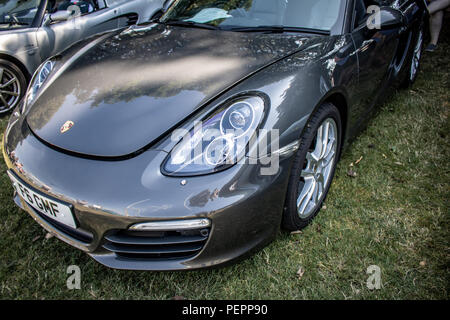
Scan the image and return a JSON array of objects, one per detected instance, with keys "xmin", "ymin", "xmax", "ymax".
[
  {"xmin": 163, "ymin": 96, "xmax": 266, "ymax": 176},
  {"xmin": 23, "ymin": 59, "xmax": 55, "ymax": 112}
]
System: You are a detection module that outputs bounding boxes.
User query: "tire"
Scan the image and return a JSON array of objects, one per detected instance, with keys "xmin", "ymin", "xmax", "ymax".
[
  {"xmin": 282, "ymin": 103, "xmax": 342, "ymax": 231},
  {"xmin": 0, "ymin": 59, "xmax": 27, "ymax": 114},
  {"xmin": 403, "ymin": 23, "xmax": 424, "ymax": 87}
]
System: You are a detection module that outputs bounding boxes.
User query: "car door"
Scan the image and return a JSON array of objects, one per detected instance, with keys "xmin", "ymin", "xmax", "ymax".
[
  {"xmin": 35, "ymin": 0, "xmax": 120, "ymax": 61},
  {"xmin": 71, "ymin": 1, "xmax": 122, "ymax": 37},
  {"xmin": 105, "ymin": 0, "xmax": 133, "ymax": 27},
  {"xmin": 351, "ymin": 0, "xmax": 401, "ymax": 115},
  {"xmin": 390, "ymin": 0, "xmax": 424, "ymax": 85}
]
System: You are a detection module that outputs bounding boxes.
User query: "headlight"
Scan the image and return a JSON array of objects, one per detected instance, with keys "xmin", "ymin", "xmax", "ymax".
[
  {"xmin": 162, "ymin": 96, "xmax": 266, "ymax": 176},
  {"xmin": 23, "ymin": 59, "xmax": 56, "ymax": 113}
]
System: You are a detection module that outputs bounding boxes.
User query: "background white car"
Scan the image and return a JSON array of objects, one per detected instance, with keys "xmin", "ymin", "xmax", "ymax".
[{"xmin": 0, "ymin": 0, "xmax": 171, "ymax": 113}]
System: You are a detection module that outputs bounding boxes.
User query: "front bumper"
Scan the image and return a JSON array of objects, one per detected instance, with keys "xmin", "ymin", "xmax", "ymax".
[{"xmin": 2, "ymin": 113, "xmax": 294, "ymax": 270}]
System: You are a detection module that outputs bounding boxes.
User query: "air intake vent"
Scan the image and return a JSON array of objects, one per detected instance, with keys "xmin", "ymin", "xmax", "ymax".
[
  {"xmin": 126, "ymin": 13, "xmax": 139, "ymax": 26},
  {"xmin": 31, "ymin": 207, "xmax": 94, "ymax": 244},
  {"xmin": 103, "ymin": 228, "xmax": 210, "ymax": 260}
]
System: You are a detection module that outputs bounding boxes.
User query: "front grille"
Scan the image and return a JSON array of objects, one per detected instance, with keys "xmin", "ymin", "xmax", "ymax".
[
  {"xmin": 103, "ymin": 228, "xmax": 210, "ymax": 260},
  {"xmin": 31, "ymin": 207, "xmax": 94, "ymax": 244}
]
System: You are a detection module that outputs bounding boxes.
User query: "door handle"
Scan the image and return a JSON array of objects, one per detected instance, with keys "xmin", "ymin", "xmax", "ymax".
[{"xmin": 360, "ymin": 39, "xmax": 376, "ymax": 52}]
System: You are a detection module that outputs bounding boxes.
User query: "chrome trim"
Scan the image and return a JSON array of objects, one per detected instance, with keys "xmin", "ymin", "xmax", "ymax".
[
  {"xmin": 272, "ymin": 140, "xmax": 300, "ymax": 157},
  {"xmin": 129, "ymin": 219, "xmax": 211, "ymax": 231}
]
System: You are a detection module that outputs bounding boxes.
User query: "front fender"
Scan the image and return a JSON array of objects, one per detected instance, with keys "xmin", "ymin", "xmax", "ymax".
[{"xmin": 224, "ymin": 34, "xmax": 357, "ymax": 155}]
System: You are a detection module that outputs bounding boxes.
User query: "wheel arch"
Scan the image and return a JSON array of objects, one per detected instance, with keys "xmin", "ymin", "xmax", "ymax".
[
  {"xmin": 0, "ymin": 53, "xmax": 32, "ymax": 83},
  {"xmin": 312, "ymin": 89, "xmax": 349, "ymax": 155},
  {"xmin": 323, "ymin": 91, "xmax": 348, "ymax": 147}
]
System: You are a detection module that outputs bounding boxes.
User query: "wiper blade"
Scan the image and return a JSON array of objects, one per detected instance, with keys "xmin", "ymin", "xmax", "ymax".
[
  {"xmin": 162, "ymin": 20, "xmax": 220, "ymax": 30},
  {"xmin": 227, "ymin": 25, "xmax": 329, "ymax": 35}
]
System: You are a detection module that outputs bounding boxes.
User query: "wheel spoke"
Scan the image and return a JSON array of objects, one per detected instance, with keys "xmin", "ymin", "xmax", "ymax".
[
  {"xmin": 0, "ymin": 94, "xmax": 9, "ymax": 109},
  {"xmin": 301, "ymin": 166, "xmax": 315, "ymax": 178},
  {"xmin": 0, "ymin": 77, "xmax": 17, "ymax": 88},
  {"xmin": 0, "ymin": 90, "xmax": 18, "ymax": 97},
  {"xmin": 317, "ymin": 173, "xmax": 324, "ymax": 199},
  {"xmin": 322, "ymin": 137, "xmax": 335, "ymax": 159},
  {"xmin": 305, "ymin": 151, "xmax": 319, "ymax": 166},
  {"xmin": 313, "ymin": 122, "xmax": 329, "ymax": 160},
  {"xmin": 320, "ymin": 122, "xmax": 330, "ymax": 159},
  {"xmin": 312, "ymin": 126, "xmax": 323, "ymax": 159},
  {"xmin": 321, "ymin": 138, "xmax": 336, "ymax": 168},
  {"xmin": 297, "ymin": 177, "xmax": 315, "ymax": 215},
  {"xmin": 301, "ymin": 180, "xmax": 315, "ymax": 214}
]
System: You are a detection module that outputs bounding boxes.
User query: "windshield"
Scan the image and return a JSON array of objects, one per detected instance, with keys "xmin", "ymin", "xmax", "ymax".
[
  {"xmin": 0, "ymin": 0, "xmax": 41, "ymax": 28},
  {"xmin": 161, "ymin": 0, "xmax": 345, "ymax": 33}
]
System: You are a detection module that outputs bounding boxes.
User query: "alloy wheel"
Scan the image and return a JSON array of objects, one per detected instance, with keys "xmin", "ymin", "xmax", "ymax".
[
  {"xmin": 0, "ymin": 66, "xmax": 21, "ymax": 113},
  {"xmin": 297, "ymin": 118, "xmax": 338, "ymax": 219}
]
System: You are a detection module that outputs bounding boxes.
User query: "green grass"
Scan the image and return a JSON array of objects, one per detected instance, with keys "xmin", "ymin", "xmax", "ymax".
[{"xmin": 0, "ymin": 29, "xmax": 449, "ymax": 300}]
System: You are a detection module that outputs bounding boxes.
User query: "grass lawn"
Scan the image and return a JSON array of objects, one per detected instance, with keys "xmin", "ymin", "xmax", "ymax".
[{"xmin": 0, "ymin": 25, "xmax": 448, "ymax": 300}]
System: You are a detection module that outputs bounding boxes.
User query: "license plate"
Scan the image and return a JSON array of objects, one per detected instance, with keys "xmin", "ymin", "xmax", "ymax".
[{"xmin": 8, "ymin": 172, "xmax": 77, "ymax": 228}]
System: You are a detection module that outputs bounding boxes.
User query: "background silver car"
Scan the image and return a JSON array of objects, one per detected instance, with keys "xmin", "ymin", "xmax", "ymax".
[{"xmin": 0, "ymin": 0, "xmax": 169, "ymax": 113}]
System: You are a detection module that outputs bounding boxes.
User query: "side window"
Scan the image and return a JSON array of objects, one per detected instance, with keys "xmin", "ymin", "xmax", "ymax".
[
  {"xmin": 104, "ymin": 0, "xmax": 127, "ymax": 7},
  {"xmin": 97, "ymin": 1, "xmax": 107, "ymax": 10},
  {"xmin": 47, "ymin": 0, "xmax": 96, "ymax": 15},
  {"xmin": 353, "ymin": 0, "xmax": 400, "ymax": 30}
]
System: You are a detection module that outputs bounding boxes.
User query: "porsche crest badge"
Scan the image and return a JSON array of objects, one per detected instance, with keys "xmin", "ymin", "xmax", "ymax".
[{"xmin": 60, "ymin": 121, "xmax": 74, "ymax": 133}]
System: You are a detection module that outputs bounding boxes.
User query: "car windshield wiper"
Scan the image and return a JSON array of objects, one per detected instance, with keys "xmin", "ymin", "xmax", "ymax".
[
  {"xmin": 226, "ymin": 25, "xmax": 329, "ymax": 35},
  {"xmin": 161, "ymin": 19, "xmax": 220, "ymax": 31}
]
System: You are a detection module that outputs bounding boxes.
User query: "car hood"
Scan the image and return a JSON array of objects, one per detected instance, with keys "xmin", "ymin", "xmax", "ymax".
[{"xmin": 26, "ymin": 24, "xmax": 311, "ymax": 158}]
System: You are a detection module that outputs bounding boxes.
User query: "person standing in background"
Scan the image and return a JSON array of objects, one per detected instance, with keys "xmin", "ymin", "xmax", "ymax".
[{"xmin": 426, "ymin": 0, "xmax": 450, "ymax": 52}]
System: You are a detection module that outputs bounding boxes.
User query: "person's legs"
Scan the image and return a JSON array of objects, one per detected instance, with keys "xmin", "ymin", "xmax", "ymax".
[
  {"xmin": 426, "ymin": 0, "xmax": 449, "ymax": 51},
  {"xmin": 428, "ymin": 0, "xmax": 450, "ymax": 15},
  {"xmin": 429, "ymin": 10, "xmax": 444, "ymax": 45}
]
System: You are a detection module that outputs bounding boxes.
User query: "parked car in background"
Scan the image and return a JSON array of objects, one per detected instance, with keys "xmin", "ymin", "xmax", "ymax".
[{"xmin": 0, "ymin": 0, "xmax": 169, "ymax": 113}]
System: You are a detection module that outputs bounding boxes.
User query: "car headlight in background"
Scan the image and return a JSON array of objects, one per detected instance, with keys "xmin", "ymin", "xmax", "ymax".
[
  {"xmin": 23, "ymin": 59, "xmax": 56, "ymax": 113},
  {"xmin": 163, "ymin": 96, "xmax": 266, "ymax": 176}
]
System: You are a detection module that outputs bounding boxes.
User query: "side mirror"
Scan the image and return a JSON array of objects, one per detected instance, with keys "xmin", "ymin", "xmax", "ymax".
[
  {"xmin": 43, "ymin": 10, "xmax": 71, "ymax": 26},
  {"xmin": 368, "ymin": 7, "xmax": 405, "ymax": 30}
]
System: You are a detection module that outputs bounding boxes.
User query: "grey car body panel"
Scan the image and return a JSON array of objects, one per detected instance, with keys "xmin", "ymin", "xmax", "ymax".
[
  {"xmin": 0, "ymin": 0, "xmax": 166, "ymax": 76},
  {"xmin": 4, "ymin": 112, "xmax": 289, "ymax": 269},
  {"xmin": 26, "ymin": 24, "xmax": 316, "ymax": 157},
  {"xmin": 3, "ymin": 0, "xmax": 426, "ymax": 270}
]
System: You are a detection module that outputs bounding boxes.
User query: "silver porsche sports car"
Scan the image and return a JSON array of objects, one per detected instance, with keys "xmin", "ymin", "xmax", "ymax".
[{"xmin": 0, "ymin": 0, "xmax": 169, "ymax": 113}]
